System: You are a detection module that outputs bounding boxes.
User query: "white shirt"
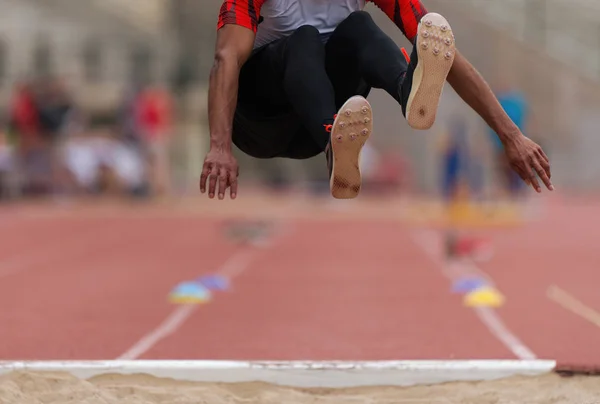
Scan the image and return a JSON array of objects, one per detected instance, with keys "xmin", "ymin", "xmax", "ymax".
[
  {"xmin": 254, "ymin": 0, "xmax": 366, "ymax": 48},
  {"xmin": 217, "ymin": 0, "xmax": 426, "ymax": 50}
]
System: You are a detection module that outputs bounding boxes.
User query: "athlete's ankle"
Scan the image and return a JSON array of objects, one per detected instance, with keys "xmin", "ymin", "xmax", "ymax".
[
  {"xmin": 322, "ymin": 113, "xmax": 338, "ymax": 134},
  {"xmin": 397, "ymin": 74, "xmax": 409, "ymax": 115},
  {"xmin": 323, "ymin": 118, "xmax": 334, "ymax": 134}
]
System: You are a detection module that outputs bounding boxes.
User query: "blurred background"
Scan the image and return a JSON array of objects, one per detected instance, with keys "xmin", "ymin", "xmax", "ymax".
[
  {"xmin": 1, "ymin": 0, "xmax": 600, "ymax": 365},
  {"xmin": 1, "ymin": 0, "xmax": 599, "ymax": 203}
]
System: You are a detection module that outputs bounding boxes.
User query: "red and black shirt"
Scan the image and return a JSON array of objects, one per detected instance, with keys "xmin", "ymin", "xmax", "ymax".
[{"xmin": 218, "ymin": 0, "xmax": 427, "ymax": 48}]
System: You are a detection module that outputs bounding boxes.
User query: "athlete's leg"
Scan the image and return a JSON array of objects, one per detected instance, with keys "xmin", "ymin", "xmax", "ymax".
[
  {"xmin": 234, "ymin": 40, "xmax": 304, "ymax": 159},
  {"xmin": 326, "ymin": 10, "xmax": 455, "ymax": 130},
  {"xmin": 236, "ymin": 25, "xmax": 339, "ymax": 156},
  {"xmin": 277, "ymin": 25, "xmax": 339, "ymax": 151},
  {"xmin": 325, "ymin": 11, "xmax": 407, "ymax": 107},
  {"xmin": 237, "ymin": 26, "xmax": 373, "ymax": 199}
]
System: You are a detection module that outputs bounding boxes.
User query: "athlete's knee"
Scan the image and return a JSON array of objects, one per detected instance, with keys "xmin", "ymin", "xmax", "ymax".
[
  {"xmin": 286, "ymin": 25, "xmax": 323, "ymax": 59},
  {"xmin": 290, "ymin": 25, "xmax": 321, "ymax": 44},
  {"xmin": 343, "ymin": 11, "xmax": 375, "ymax": 29}
]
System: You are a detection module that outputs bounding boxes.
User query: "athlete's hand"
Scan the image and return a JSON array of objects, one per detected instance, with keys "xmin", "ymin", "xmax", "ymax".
[
  {"xmin": 200, "ymin": 148, "xmax": 239, "ymax": 200},
  {"xmin": 503, "ymin": 133, "xmax": 553, "ymax": 193}
]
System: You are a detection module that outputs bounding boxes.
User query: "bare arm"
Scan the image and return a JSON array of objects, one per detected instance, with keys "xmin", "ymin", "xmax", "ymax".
[
  {"xmin": 376, "ymin": 0, "xmax": 519, "ymax": 143},
  {"xmin": 377, "ymin": 0, "xmax": 553, "ymax": 191},
  {"xmin": 446, "ymin": 50, "xmax": 519, "ymax": 144},
  {"xmin": 200, "ymin": 24, "xmax": 255, "ymax": 199},
  {"xmin": 446, "ymin": 50, "xmax": 553, "ymax": 191},
  {"xmin": 208, "ymin": 24, "xmax": 256, "ymax": 152}
]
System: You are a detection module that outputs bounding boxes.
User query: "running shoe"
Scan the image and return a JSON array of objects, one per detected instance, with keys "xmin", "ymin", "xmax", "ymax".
[
  {"xmin": 326, "ymin": 95, "xmax": 373, "ymax": 199},
  {"xmin": 400, "ymin": 12, "xmax": 456, "ymax": 130}
]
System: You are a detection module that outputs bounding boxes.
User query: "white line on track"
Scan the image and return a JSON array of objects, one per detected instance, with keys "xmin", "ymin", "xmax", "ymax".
[
  {"xmin": 547, "ymin": 284, "xmax": 600, "ymax": 329},
  {"xmin": 117, "ymin": 229, "xmax": 286, "ymax": 360},
  {"xmin": 411, "ymin": 229, "xmax": 537, "ymax": 360}
]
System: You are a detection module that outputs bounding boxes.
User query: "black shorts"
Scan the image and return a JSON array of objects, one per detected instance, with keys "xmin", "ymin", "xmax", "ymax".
[
  {"xmin": 233, "ymin": 38, "xmax": 371, "ymax": 160},
  {"xmin": 233, "ymin": 101, "xmax": 320, "ymax": 160}
]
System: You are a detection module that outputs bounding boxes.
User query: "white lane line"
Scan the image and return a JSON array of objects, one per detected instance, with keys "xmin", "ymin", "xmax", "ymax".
[
  {"xmin": 411, "ymin": 229, "xmax": 537, "ymax": 360},
  {"xmin": 116, "ymin": 229, "xmax": 285, "ymax": 360},
  {"xmin": 116, "ymin": 304, "xmax": 197, "ymax": 361},
  {"xmin": 412, "ymin": 231, "xmax": 496, "ymax": 285},
  {"xmin": 547, "ymin": 284, "xmax": 600, "ymax": 329},
  {"xmin": 473, "ymin": 307, "xmax": 536, "ymax": 360}
]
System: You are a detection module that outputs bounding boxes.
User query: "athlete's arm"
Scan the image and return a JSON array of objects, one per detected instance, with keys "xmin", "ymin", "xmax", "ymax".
[
  {"xmin": 207, "ymin": 25, "xmax": 255, "ymax": 153},
  {"xmin": 447, "ymin": 53, "xmax": 516, "ymax": 148},
  {"xmin": 447, "ymin": 51, "xmax": 552, "ymax": 192},
  {"xmin": 371, "ymin": 0, "xmax": 553, "ymax": 192},
  {"xmin": 201, "ymin": 0, "xmax": 263, "ymax": 200},
  {"xmin": 371, "ymin": 0, "xmax": 526, "ymax": 144}
]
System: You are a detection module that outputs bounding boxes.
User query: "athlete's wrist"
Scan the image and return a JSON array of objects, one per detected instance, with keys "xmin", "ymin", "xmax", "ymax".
[
  {"xmin": 210, "ymin": 138, "xmax": 233, "ymax": 153},
  {"xmin": 496, "ymin": 125, "xmax": 522, "ymax": 145}
]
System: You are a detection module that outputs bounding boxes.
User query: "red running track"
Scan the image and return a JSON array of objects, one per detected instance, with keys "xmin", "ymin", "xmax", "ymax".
[{"xmin": 0, "ymin": 197, "xmax": 598, "ymax": 368}]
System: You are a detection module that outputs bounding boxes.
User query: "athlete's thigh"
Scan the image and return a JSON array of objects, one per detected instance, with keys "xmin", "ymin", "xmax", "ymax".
[
  {"xmin": 280, "ymin": 128, "xmax": 323, "ymax": 160},
  {"xmin": 232, "ymin": 106, "xmax": 301, "ymax": 159},
  {"xmin": 238, "ymin": 39, "xmax": 291, "ymax": 115},
  {"xmin": 324, "ymin": 34, "xmax": 370, "ymax": 109}
]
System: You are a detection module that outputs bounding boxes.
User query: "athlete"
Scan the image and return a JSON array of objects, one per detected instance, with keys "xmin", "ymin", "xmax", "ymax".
[{"xmin": 201, "ymin": 0, "xmax": 553, "ymax": 200}]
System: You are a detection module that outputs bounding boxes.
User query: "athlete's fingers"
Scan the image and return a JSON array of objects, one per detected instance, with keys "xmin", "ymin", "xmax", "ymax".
[
  {"xmin": 537, "ymin": 146, "xmax": 549, "ymax": 164},
  {"xmin": 217, "ymin": 167, "xmax": 228, "ymax": 200},
  {"xmin": 208, "ymin": 165, "xmax": 219, "ymax": 198},
  {"xmin": 536, "ymin": 150, "xmax": 551, "ymax": 179},
  {"xmin": 229, "ymin": 174, "xmax": 238, "ymax": 199},
  {"xmin": 532, "ymin": 156, "xmax": 553, "ymax": 190},
  {"xmin": 526, "ymin": 161, "xmax": 541, "ymax": 193},
  {"xmin": 513, "ymin": 161, "xmax": 534, "ymax": 190},
  {"xmin": 200, "ymin": 163, "xmax": 212, "ymax": 193},
  {"xmin": 511, "ymin": 161, "xmax": 528, "ymax": 183}
]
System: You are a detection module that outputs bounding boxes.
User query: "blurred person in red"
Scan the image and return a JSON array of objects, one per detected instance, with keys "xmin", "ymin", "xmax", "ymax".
[
  {"xmin": 7, "ymin": 81, "xmax": 46, "ymax": 195},
  {"xmin": 202, "ymin": 0, "xmax": 553, "ymax": 201},
  {"xmin": 136, "ymin": 83, "xmax": 173, "ymax": 196},
  {"xmin": 370, "ymin": 150, "xmax": 411, "ymax": 195},
  {"xmin": 9, "ymin": 81, "xmax": 40, "ymax": 149}
]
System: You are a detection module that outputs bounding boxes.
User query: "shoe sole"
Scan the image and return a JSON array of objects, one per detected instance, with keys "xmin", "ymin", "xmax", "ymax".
[
  {"xmin": 405, "ymin": 12, "xmax": 456, "ymax": 130},
  {"xmin": 329, "ymin": 96, "xmax": 373, "ymax": 199}
]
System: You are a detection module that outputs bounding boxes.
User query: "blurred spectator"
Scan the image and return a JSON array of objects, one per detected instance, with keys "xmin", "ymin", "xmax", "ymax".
[
  {"xmin": 488, "ymin": 82, "xmax": 530, "ymax": 198},
  {"xmin": 118, "ymin": 83, "xmax": 144, "ymax": 148},
  {"xmin": 37, "ymin": 77, "xmax": 73, "ymax": 140},
  {"xmin": 8, "ymin": 82, "xmax": 40, "ymax": 150},
  {"xmin": 359, "ymin": 143, "xmax": 381, "ymax": 185},
  {"xmin": 7, "ymin": 81, "xmax": 47, "ymax": 195},
  {"xmin": 440, "ymin": 116, "xmax": 470, "ymax": 202},
  {"xmin": 370, "ymin": 151, "xmax": 411, "ymax": 195},
  {"xmin": 468, "ymin": 135, "xmax": 486, "ymax": 202},
  {"xmin": 63, "ymin": 129, "xmax": 146, "ymax": 197},
  {"xmin": 36, "ymin": 77, "xmax": 76, "ymax": 198},
  {"xmin": 362, "ymin": 145, "xmax": 411, "ymax": 196},
  {"xmin": 136, "ymin": 83, "xmax": 174, "ymax": 196},
  {"xmin": 0, "ymin": 124, "xmax": 15, "ymax": 200}
]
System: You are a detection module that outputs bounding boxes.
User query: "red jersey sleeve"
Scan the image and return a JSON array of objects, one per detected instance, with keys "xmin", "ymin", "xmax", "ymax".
[
  {"xmin": 369, "ymin": 0, "xmax": 428, "ymax": 43},
  {"xmin": 217, "ymin": 0, "xmax": 266, "ymax": 33}
]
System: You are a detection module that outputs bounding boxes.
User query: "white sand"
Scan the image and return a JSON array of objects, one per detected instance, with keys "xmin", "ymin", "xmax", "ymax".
[{"xmin": 0, "ymin": 371, "xmax": 599, "ymax": 404}]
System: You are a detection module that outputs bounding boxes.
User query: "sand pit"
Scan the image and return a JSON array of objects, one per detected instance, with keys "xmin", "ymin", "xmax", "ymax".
[{"xmin": 1, "ymin": 371, "xmax": 599, "ymax": 404}]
